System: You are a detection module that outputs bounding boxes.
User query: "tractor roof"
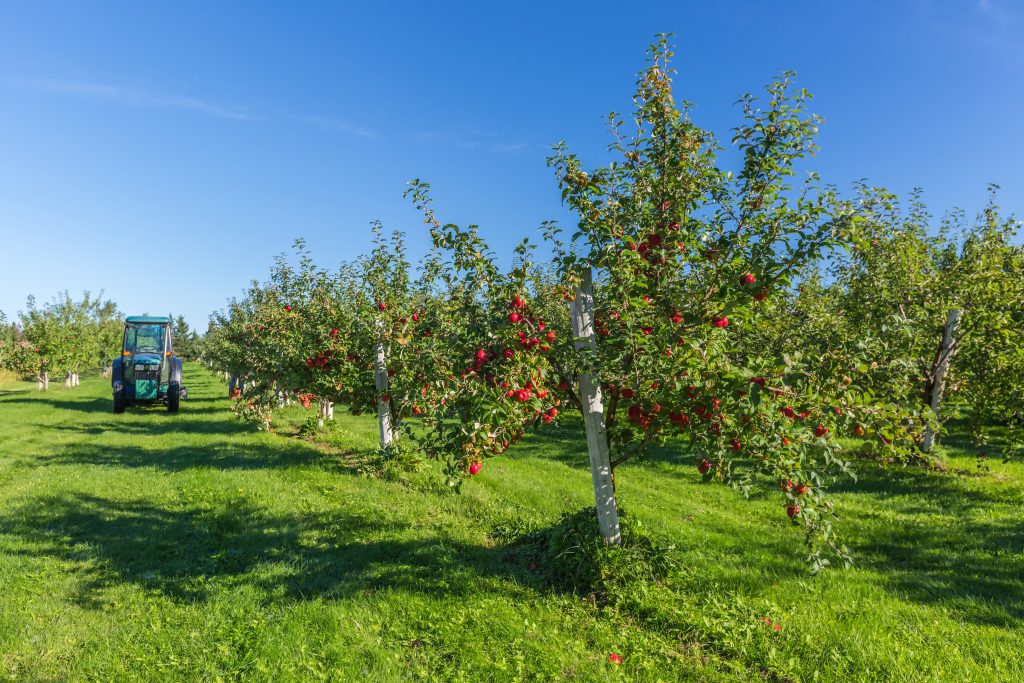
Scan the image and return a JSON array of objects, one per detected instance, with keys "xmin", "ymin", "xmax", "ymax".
[{"xmin": 125, "ymin": 316, "xmax": 171, "ymax": 325}]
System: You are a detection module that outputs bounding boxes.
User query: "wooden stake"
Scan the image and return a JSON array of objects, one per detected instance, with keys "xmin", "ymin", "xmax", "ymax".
[
  {"xmin": 374, "ymin": 342, "xmax": 393, "ymax": 448},
  {"xmin": 922, "ymin": 308, "xmax": 961, "ymax": 452},
  {"xmin": 572, "ymin": 267, "xmax": 621, "ymax": 545}
]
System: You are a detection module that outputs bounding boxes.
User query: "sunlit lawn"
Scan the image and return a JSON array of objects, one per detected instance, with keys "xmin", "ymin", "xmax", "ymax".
[{"xmin": 0, "ymin": 365, "xmax": 1021, "ymax": 681}]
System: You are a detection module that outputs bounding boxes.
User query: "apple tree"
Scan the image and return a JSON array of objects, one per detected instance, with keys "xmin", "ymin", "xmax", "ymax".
[{"xmin": 546, "ymin": 36, "xmax": 927, "ymax": 569}]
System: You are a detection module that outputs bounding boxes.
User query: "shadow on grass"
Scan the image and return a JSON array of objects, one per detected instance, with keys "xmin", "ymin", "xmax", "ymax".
[
  {"xmin": 34, "ymin": 438, "xmax": 359, "ymax": 474},
  {"xmin": 0, "ymin": 395, "xmax": 116, "ymax": 414},
  {"xmin": 832, "ymin": 464, "xmax": 1024, "ymax": 628},
  {"xmin": 0, "ymin": 492, "xmax": 532, "ymax": 607},
  {"xmin": 36, "ymin": 413, "xmax": 254, "ymax": 437}
]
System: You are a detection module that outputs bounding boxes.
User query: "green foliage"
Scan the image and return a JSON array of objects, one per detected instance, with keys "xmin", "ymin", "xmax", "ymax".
[{"xmin": 759, "ymin": 184, "xmax": 1024, "ymax": 460}]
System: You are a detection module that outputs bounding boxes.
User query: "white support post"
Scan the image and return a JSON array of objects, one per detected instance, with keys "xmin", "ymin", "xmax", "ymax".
[
  {"xmin": 572, "ymin": 267, "xmax": 621, "ymax": 545},
  {"xmin": 374, "ymin": 342, "xmax": 393, "ymax": 448},
  {"xmin": 923, "ymin": 308, "xmax": 962, "ymax": 452}
]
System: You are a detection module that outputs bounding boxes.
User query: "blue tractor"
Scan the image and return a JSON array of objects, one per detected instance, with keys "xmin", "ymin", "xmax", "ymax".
[{"xmin": 111, "ymin": 316, "xmax": 187, "ymax": 413}]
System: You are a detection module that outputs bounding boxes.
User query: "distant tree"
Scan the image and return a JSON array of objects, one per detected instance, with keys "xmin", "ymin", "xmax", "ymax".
[
  {"xmin": 0, "ymin": 312, "xmax": 12, "ymax": 371},
  {"xmin": 171, "ymin": 315, "xmax": 200, "ymax": 360},
  {"xmin": 16, "ymin": 292, "xmax": 120, "ymax": 389}
]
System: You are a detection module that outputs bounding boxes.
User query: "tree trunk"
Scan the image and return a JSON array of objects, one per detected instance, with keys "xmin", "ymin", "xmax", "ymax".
[
  {"xmin": 38, "ymin": 370, "xmax": 49, "ymax": 391},
  {"xmin": 922, "ymin": 308, "xmax": 962, "ymax": 452},
  {"xmin": 572, "ymin": 267, "xmax": 621, "ymax": 545},
  {"xmin": 64, "ymin": 373, "xmax": 72, "ymax": 389},
  {"xmin": 374, "ymin": 342, "xmax": 393, "ymax": 449}
]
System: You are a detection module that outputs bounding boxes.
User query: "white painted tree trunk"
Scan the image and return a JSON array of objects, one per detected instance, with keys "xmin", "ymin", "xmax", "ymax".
[
  {"xmin": 37, "ymin": 371, "xmax": 49, "ymax": 391},
  {"xmin": 73, "ymin": 372, "xmax": 80, "ymax": 387},
  {"xmin": 922, "ymin": 308, "xmax": 962, "ymax": 452},
  {"xmin": 64, "ymin": 373, "xmax": 72, "ymax": 389},
  {"xmin": 571, "ymin": 267, "xmax": 621, "ymax": 545},
  {"xmin": 228, "ymin": 374, "xmax": 238, "ymax": 395},
  {"xmin": 317, "ymin": 400, "xmax": 328, "ymax": 428},
  {"xmin": 327, "ymin": 402, "xmax": 334, "ymax": 420},
  {"xmin": 374, "ymin": 342, "xmax": 393, "ymax": 448}
]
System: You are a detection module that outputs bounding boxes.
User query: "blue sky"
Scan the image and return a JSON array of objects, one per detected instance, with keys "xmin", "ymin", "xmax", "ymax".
[{"xmin": 1, "ymin": 1, "xmax": 1021, "ymax": 330}]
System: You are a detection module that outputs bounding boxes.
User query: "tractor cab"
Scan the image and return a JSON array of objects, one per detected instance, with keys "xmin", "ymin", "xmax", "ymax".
[{"xmin": 111, "ymin": 316, "xmax": 186, "ymax": 413}]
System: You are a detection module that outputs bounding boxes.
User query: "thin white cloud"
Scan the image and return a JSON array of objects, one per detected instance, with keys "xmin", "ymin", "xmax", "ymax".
[
  {"xmin": 415, "ymin": 130, "xmax": 532, "ymax": 154},
  {"xmin": 24, "ymin": 78, "xmax": 380, "ymax": 138},
  {"xmin": 26, "ymin": 79, "xmax": 258, "ymax": 121},
  {"xmin": 977, "ymin": 0, "xmax": 1014, "ymax": 26},
  {"xmin": 301, "ymin": 115, "xmax": 377, "ymax": 138}
]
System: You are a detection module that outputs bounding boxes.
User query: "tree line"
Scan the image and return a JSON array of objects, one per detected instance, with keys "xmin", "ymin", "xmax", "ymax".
[{"xmin": 0, "ymin": 296, "xmax": 201, "ymax": 388}]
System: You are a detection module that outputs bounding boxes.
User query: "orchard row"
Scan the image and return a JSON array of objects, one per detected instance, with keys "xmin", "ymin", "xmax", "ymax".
[{"xmin": 199, "ymin": 39, "xmax": 1024, "ymax": 571}]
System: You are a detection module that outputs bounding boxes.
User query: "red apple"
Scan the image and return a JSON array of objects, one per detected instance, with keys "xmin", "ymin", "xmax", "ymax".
[
  {"xmin": 741, "ymin": 273, "xmax": 756, "ymax": 285},
  {"xmin": 787, "ymin": 504, "xmax": 801, "ymax": 518},
  {"xmin": 469, "ymin": 462, "xmax": 482, "ymax": 475},
  {"xmin": 712, "ymin": 316, "xmax": 729, "ymax": 328}
]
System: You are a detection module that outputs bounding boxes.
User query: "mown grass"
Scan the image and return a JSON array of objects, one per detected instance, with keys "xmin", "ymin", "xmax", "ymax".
[{"xmin": 0, "ymin": 365, "xmax": 1021, "ymax": 681}]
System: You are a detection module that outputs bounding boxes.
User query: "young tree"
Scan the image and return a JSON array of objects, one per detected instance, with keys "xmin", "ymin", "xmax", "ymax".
[{"xmin": 545, "ymin": 36, "xmax": 926, "ymax": 568}]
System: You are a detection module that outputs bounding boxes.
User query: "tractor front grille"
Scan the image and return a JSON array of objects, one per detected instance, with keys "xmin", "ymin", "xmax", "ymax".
[{"xmin": 134, "ymin": 367, "xmax": 160, "ymax": 380}]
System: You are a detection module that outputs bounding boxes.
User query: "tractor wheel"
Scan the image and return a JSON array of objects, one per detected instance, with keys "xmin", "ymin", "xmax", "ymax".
[
  {"xmin": 167, "ymin": 383, "xmax": 181, "ymax": 413},
  {"xmin": 113, "ymin": 382, "xmax": 126, "ymax": 414}
]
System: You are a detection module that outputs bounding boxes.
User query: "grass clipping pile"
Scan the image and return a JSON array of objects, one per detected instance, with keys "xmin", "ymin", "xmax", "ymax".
[{"xmin": 493, "ymin": 507, "xmax": 679, "ymax": 607}]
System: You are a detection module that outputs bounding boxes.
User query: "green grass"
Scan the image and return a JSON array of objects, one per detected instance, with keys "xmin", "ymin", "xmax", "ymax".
[{"xmin": 0, "ymin": 365, "xmax": 1021, "ymax": 681}]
